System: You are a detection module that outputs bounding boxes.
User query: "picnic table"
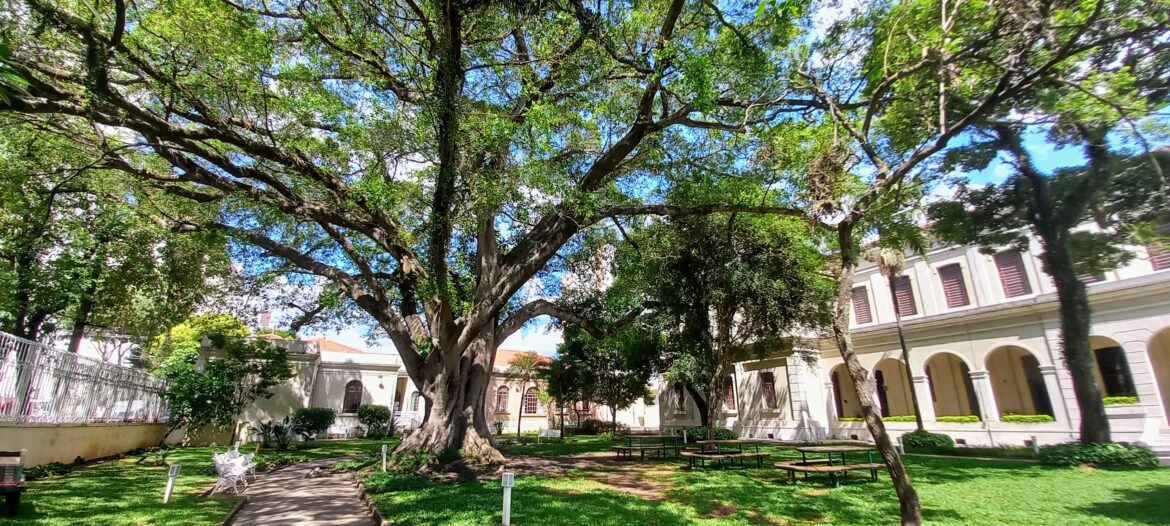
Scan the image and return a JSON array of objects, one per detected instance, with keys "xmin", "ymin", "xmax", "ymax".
[
  {"xmin": 614, "ymin": 435, "xmax": 681, "ymax": 460},
  {"xmin": 694, "ymin": 439, "xmax": 781, "ymax": 454},
  {"xmin": 774, "ymin": 445, "xmax": 882, "ymax": 487}
]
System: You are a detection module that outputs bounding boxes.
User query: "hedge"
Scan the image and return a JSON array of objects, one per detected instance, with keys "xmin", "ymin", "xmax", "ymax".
[
  {"xmin": 1000, "ymin": 413, "xmax": 1055, "ymax": 423},
  {"xmin": 883, "ymin": 415, "xmax": 917, "ymax": 422},
  {"xmin": 901, "ymin": 430, "xmax": 954, "ymax": 450},
  {"xmin": 1102, "ymin": 396, "xmax": 1139, "ymax": 405},
  {"xmin": 838, "ymin": 417, "xmax": 863, "ymax": 422},
  {"xmin": 677, "ymin": 426, "xmax": 737, "ymax": 440},
  {"xmin": 1038, "ymin": 442, "xmax": 1158, "ymax": 468},
  {"xmin": 936, "ymin": 415, "xmax": 981, "ymax": 423}
]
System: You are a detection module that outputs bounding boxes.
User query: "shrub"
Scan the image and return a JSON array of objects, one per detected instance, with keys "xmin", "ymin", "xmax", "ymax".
[
  {"xmin": 902, "ymin": 430, "xmax": 955, "ymax": 450},
  {"xmin": 1039, "ymin": 442, "xmax": 1159, "ymax": 468},
  {"xmin": 577, "ymin": 418, "xmax": 628, "ymax": 435},
  {"xmin": 936, "ymin": 415, "xmax": 981, "ymax": 423},
  {"xmin": 1102, "ymin": 396, "xmax": 1139, "ymax": 406},
  {"xmin": 254, "ymin": 453, "xmax": 308, "ymax": 471},
  {"xmin": 884, "ymin": 415, "xmax": 917, "ymax": 422},
  {"xmin": 677, "ymin": 426, "xmax": 737, "ymax": 440},
  {"xmin": 291, "ymin": 407, "xmax": 336, "ymax": 446},
  {"xmin": 267, "ymin": 416, "xmax": 295, "ymax": 451},
  {"xmin": 24, "ymin": 462, "xmax": 73, "ymax": 481},
  {"xmin": 1001, "ymin": 413, "xmax": 1055, "ymax": 423},
  {"xmin": 357, "ymin": 404, "xmax": 394, "ymax": 438},
  {"xmin": 838, "ymin": 417, "xmax": 863, "ymax": 422}
]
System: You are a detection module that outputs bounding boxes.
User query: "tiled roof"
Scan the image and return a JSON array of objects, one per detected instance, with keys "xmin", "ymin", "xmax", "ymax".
[
  {"xmin": 306, "ymin": 337, "xmax": 366, "ymax": 354},
  {"xmin": 493, "ymin": 349, "xmax": 551, "ymax": 368}
]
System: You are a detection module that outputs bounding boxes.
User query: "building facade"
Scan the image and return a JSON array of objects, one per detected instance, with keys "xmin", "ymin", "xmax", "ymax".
[{"xmin": 661, "ymin": 228, "xmax": 1170, "ymax": 457}]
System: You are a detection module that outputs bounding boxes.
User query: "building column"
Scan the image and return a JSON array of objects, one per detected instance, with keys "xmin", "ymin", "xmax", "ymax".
[
  {"xmin": 1038, "ymin": 365, "xmax": 1071, "ymax": 425},
  {"xmin": 824, "ymin": 382, "xmax": 839, "ymax": 423},
  {"xmin": 968, "ymin": 370, "xmax": 1000, "ymax": 423},
  {"xmin": 911, "ymin": 375, "xmax": 936, "ymax": 422}
]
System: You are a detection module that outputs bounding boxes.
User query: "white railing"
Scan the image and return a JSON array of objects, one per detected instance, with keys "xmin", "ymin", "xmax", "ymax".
[{"xmin": 0, "ymin": 330, "xmax": 168, "ymax": 424}]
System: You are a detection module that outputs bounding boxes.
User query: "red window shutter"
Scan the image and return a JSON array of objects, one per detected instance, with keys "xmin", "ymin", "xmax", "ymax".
[
  {"xmin": 1149, "ymin": 224, "xmax": 1170, "ymax": 271},
  {"xmin": 761, "ymin": 372, "xmax": 777, "ymax": 409},
  {"xmin": 994, "ymin": 250, "xmax": 1033, "ymax": 297},
  {"xmin": 851, "ymin": 287, "xmax": 873, "ymax": 324},
  {"xmin": 938, "ymin": 264, "xmax": 970, "ymax": 308},
  {"xmin": 893, "ymin": 276, "xmax": 918, "ymax": 316},
  {"xmin": 724, "ymin": 376, "xmax": 736, "ymax": 409}
]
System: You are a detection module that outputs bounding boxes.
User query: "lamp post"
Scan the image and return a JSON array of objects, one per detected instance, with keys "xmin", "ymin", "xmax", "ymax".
[
  {"xmin": 501, "ymin": 472, "xmax": 515, "ymax": 525},
  {"xmin": 381, "ymin": 444, "xmax": 388, "ymax": 472},
  {"xmin": 163, "ymin": 464, "xmax": 181, "ymax": 503}
]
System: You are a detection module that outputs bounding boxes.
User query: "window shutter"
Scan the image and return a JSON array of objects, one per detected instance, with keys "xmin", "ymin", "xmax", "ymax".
[
  {"xmin": 994, "ymin": 250, "xmax": 1033, "ymax": 298},
  {"xmin": 938, "ymin": 264, "xmax": 970, "ymax": 308},
  {"xmin": 761, "ymin": 372, "xmax": 777, "ymax": 409},
  {"xmin": 851, "ymin": 287, "xmax": 873, "ymax": 324},
  {"xmin": 893, "ymin": 276, "xmax": 918, "ymax": 316},
  {"xmin": 1148, "ymin": 224, "xmax": 1170, "ymax": 271}
]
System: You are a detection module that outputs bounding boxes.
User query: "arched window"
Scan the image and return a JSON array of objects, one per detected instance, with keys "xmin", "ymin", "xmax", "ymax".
[
  {"xmin": 343, "ymin": 380, "xmax": 363, "ymax": 413},
  {"xmin": 523, "ymin": 388, "xmax": 539, "ymax": 414},
  {"xmin": 410, "ymin": 392, "xmax": 421, "ymax": 412},
  {"xmin": 494, "ymin": 386, "xmax": 509, "ymax": 413}
]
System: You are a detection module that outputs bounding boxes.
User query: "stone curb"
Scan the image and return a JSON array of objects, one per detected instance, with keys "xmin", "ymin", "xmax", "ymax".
[
  {"xmin": 218, "ymin": 496, "xmax": 249, "ymax": 526},
  {"xmin": 352, "ymin": 473, "xmax": 390, "ymax": 526}
]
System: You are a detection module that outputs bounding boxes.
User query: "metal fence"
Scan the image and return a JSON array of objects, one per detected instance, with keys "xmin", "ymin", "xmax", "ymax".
[{"xmin": 0, "ymin": 330, "xmax": 168, "ymax": 424}]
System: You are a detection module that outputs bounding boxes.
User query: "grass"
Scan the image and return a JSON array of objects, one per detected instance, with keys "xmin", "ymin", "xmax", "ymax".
[
  {"xmin": 365, "ymin": 438, "xmax": 1170, "ymax": 526},
  {"xmin": 0, "ymin": 438, "xmax": 396, "ymax": 526}
]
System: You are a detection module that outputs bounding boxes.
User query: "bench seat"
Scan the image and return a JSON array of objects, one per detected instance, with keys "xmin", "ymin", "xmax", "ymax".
[
  {"xmin": 680, "ymin": 450, "xmax": 767, "ymax": 469},
  {"xmin": 773, "ymin": 461, "xmax": 883, "ymax": 487},
  {"xmin": 613, "ymin": 445, "xmax": 680, "ymax": 460}
]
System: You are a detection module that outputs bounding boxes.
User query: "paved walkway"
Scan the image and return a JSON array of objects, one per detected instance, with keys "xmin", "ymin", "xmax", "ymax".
[{"xmin": 231, "ymin": 458, "xmax": 375, "ymax": 526}]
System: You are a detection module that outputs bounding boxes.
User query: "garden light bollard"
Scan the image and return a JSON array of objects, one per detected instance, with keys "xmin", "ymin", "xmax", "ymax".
[
  {"xmin": 1031, "ymin": 435, "xmax": 1040, "ymax": 456},
  {"xmin": 682, "ymin": 429, "xmax": 687, "ymax": 444},
  {"xmin": 501, "ymin": 472, "xmax": 515, "ymax": 526},
  {"xmin": 382, "ymin": 444, "xmax": 388, "ymax": 472},
  {"xmin": 163, "ymin": 464, "xmax": 180, "ymax": 504}
]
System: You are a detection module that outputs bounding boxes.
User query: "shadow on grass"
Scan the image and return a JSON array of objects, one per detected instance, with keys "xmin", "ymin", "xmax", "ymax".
[
  {"xmin": 1077, "ymin": 484, "xmax": 1170, "ymax": 525},
  {"xmin": 365, "ymin": 472, "xmax": 692, "ymax": 526}
]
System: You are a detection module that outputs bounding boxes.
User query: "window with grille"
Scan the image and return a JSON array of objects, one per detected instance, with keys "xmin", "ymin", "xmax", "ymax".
[
  {"xmin": 494, "ymin": 386, "xmax": 509, "ymax": 413},
  {"xmin": 523, "ymin": 388, "xmax": 539, "ymax": 414},
  {"xmin": 994, "ymin": 250, "xmax": 1033, "ymax": 298},
  {"xmin": 761, "ymin": 372, "xmax": 778, "ymax": 409},
  {"xmin": 1094, "ymin": 346, "xmax": 1137, "ymax": 397},
  {"xmin": 342, "ymin": 380, "xmax": 363, "ymax": 413},
  {"xmin": 410, "ymin": 392, "xmax": 421, "ymax": 412},
  {"xmin": 723, "ymin": 376, "xmax": 736, "ymax": 409},
  {"xmin": 851, "ymin": 286, "xmax": 873, "ymax": 324},
  {"xmin": 1148, "ymin": 224, "xmax": 1170, "ymax": 271},
  {"xmin": 893, "ymin": 275, "xmax": 918, "ymax": 316},
  {"xmin": 938, "ymin": 264, "xmax": 970, "ymax": 308}
]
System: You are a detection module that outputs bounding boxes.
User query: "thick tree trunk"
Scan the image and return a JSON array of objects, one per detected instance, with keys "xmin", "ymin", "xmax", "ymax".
[
  {"xmin": 395, "ymin": 333, "xmax": 504, "ymax": 466},
  {"xmin": 1044, "ymin": 244, "xmax": 1111, "ymax": 443},
  {"xmin": 684, "ymin": 383, "xmax": 710, "ymax": 427},
  {"xmin": 835, "ymin": 227, "xmax": 921, "ymax": 525}
]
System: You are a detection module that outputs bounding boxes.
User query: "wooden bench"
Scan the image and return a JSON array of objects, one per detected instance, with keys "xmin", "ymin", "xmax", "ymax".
[
  {"xmin": 774, "ymin": 461, "xmax": 883, "ymax": 487},
  {"xmin": 0, "ymin": 450, "xmax": 27, "ymax": 517},
  {"xmin": 681, "ymin": 450, "xmax": 767, "ymax": 469},
  {"xmin": 613, "ymin": 445, "xmax": 680, "ymax": 460}
]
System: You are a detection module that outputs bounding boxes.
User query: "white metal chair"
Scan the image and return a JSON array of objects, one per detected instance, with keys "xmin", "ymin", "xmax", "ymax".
[
  {"xmin": 222, "ymin": 448, "xmax": 257, "ymax": 481},
  {"xmin": 210, "ymin": 454, "xmax": 253, "ymax": 495}
]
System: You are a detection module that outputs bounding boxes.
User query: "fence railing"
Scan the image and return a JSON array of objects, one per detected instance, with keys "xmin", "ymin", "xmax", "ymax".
[{"xmin": 0, "ymin": 330, "xmax": 168, "ymax": 424}]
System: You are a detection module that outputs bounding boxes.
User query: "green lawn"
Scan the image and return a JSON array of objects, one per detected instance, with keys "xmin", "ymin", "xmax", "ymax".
[
  {"xmin": 0, "ymin": 438, "xmax": 395, "ymax": 526},
  {"xmin": 366, "ymin": 438, "xmax": 1170, "ymax": 526}
]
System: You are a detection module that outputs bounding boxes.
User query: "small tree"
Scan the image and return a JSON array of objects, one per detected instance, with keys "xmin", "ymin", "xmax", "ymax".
[
  {"xmin": 157, "ymin": 335, "xmax": 293, "ymax": 444},
  {"xmin": 357, "ymin": 404, "xmax": 394, "ymax": 438},
  {"xmin": 291, "ymin": 407, "xmax": 336, "ymax": 448},
  {"xmin": 506, "ymin": 353, "xmax": 541, "ymax": 437},
  {"xmin": 558, "ymin": 326, "xmax": 658, "ymax": 434}
]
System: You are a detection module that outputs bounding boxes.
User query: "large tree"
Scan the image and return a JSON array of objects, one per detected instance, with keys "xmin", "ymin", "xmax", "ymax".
[
  {"xmin": 781, "ymin": 1, "xmax": 1169, "ymax": 523},
  {"xmin": 616, "ymin": 213, "xmax": 832, "ymax": 439},
  {"xmin": 2, "ymin": 0, "xmax": 826, "ymax": 464}
]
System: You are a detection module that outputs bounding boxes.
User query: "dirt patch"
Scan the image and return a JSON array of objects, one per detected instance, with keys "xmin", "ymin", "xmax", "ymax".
[
  {"xmin": 502, "ymin": 453, "xmax": 678, "ymax": 501},
  {"xmin": 708, "ymin": 503, "xmax": 739, "ymax": 517}
]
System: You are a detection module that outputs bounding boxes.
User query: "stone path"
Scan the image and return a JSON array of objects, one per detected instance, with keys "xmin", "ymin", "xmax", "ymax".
[{"xmin": 231, "ymin": 458, "xmax": 374, "ymax": 526}]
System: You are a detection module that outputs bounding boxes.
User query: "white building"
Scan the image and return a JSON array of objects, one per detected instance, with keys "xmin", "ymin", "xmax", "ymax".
[{"xmin": 660, "ymin": 228, "xmax": 1170, "ymax": 457}]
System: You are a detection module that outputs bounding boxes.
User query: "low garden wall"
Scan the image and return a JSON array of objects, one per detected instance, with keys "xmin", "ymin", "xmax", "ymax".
[{"xmin": 0, "ymin": 422, "xmax": 181, "ymax": 466}]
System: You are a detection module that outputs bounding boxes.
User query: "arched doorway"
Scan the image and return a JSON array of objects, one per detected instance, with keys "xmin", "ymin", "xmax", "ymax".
[
  {"xmin": 924, "ymin": 353, "xmax": 980, "ymax": 417},
  {"xmin": 1148, "ymin": 329, "xmax": 1170, "ymax": 425},
  {"xmin": 830, "ymin": 365, "xmax": 863, "ymax": 419},
  {"xmin": 986, "ymin": 346, "xmax": 1053, "ymax": 417},
  {"xmin": 874, "ymin": 358, "xmax": 914, "ymax": 418},
  {"xmin": 1091, "ymin": 336, "xmax": 1137, "ymax": 399}
]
